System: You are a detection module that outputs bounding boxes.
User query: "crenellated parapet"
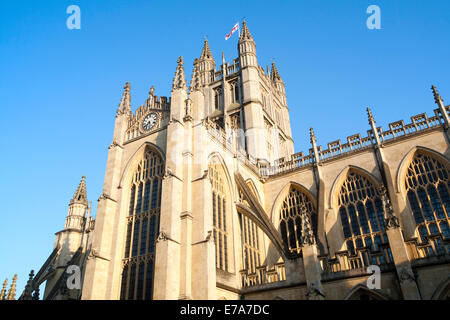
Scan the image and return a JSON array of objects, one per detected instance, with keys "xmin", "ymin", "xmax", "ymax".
[
  {"xmin": 405, "ymin": 233, "xmax": 450, "ymax": 262},
  {"xmin": 125, "ymin": 87, "xmax": 171, "ymax": 143},
  {"xmin": 262, "ymin": 104, "xmax": 450, "ymax": 176}
]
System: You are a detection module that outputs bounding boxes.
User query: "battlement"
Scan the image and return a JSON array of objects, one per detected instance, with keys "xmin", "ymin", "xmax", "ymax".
[
  {"xmin": 240, "ymin": 232, "xmax": 450, "ymax": 290},
  {"xmin": 260, "ymin": 105, "xmax": 450, "ymax": 176},
  {"xmin": 127, "ymin": 94, "xmax": 171, "ymax": 128},
  {"xmin": 123, "ymin": 90, "xmax": 171, "ymax": 142}
]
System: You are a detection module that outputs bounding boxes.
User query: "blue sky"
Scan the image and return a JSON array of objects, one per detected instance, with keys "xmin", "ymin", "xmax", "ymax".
[{"xmin": 0, "ymin": 0, "xmax": 449, "ymax": 296}]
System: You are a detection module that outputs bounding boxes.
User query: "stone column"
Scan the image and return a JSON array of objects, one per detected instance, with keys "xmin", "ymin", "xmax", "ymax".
[
  {"xmin": 367, "ymin": 108, "xmax": 421, "ymax": 299},
  {"xmin": 153, "ymin": 120, "xmax": 183, "ymax": 299},
  {"xmin": 179, "ymin": 101, "xmax": 194, "ymax": 300},
  {"xmin": 189, "ymin": 117, "xmax": 216, "ymax": 299},
  {"xmin": 191, "ymin": 174, "xmax": 216, "ymax": 299}
]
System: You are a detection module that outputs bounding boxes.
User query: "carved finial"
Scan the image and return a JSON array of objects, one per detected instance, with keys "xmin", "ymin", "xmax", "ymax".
[
  {"xmin": 145, "ymin": 85, "xmax": 156, "ymax": 108},
  {"xmin": 367, "ymin": 107, "xmax": 382, "ymax": 146},
  {"xmin": 70, "ymin": 176, "xmax": 88, "ymax": 206},
  {"xmin": 6, "ymin": 274, "xmax": 17, "ymax": 300},
  {"xmin": 189, "ymin": 58, "xmax": 201, "ymax": 92},
  {"xmin": 431, "ymin": 85, "xmax": 450, "ymax": 126},
  {"xmin": 22, "ymin": 270, "xmax": 35, "ymax": 300},
  {"xmin": 270, "ymin": 62, "xmax": 282, "ymax": 82},
  {"xmin": 200, "ymin": 40, "xmax": 213, "ymax": 60},
  {"xmin": 172, "ymin": 56, "xmax": 187, "ymax": 91},
  {"xmin": 367, "ymin": 107, "xmax": 375, "ymax": 124},
  {"xmin": 0, "ymin": 279, "xmax": 7, "ymax": 300},
  {"xmin": 117, "ymin": 81, "xmax": 132, "ymax": 115},
  {"xmin": 309, "ymin": 127, "xmax": 316, "ymax": 144},
  {"xmin": 239, "ymin": 21, "xmax": 253, "ymax": 41},
  {"xmin": 431, "ymin": 85, "xmax": 443, "ymax": 105}
]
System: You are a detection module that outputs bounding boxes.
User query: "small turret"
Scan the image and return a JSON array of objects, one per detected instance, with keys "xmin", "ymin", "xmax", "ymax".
[
  {"xmin": 198, "ymin": 40, "xmax": 215, "ymax": 85},
  {"xmin": 65, "ymin": 176, "xmax": 88, "ymax": 230},
  {"xmin": 238, "ymin": 21, "xmax": 257, "ymax": 68},
  {"xmin": 116, "ymin": 82, "xmax": 131, "ymax": 115}
]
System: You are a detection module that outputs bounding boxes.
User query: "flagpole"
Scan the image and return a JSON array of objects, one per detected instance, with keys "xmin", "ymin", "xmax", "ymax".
[{"xmin": 239, "ymin": 16, "xmax": 246, "ymax": 40}]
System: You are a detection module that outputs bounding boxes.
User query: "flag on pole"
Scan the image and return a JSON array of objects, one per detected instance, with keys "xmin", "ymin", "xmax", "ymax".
[{"xmin": 225, "ymin": 22, "xmax": 239, "ymax": 40}]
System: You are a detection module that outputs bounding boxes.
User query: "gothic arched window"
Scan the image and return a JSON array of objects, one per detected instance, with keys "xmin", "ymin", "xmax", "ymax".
[
  {"xmin": 209, "ymin": 163, "xmax": 230, "ymax": 272},
  {"xmin": 239, "ymin": 214, "xmax": 261, "ymax": 273},
  {"xmin": 405, "ymin": 151, "xmax": 450, "ymax": 242},
  {"xmin": 214, "ymin": 87, "xmax": 223, "ymax": 110},
  {"xmin": 230, "ymin": 81, "xmax": 239, "ymax": 103},
  {"xmin": 337, "ymin": 171, "xmax": 387, "ymax": 255},
  {"xmin": 279, "ymin": 186, "xmax": 317, "ymax": 254},
  {"xmin": 120, "ymin": 147, "xmax": 163, "ymax": 300}
]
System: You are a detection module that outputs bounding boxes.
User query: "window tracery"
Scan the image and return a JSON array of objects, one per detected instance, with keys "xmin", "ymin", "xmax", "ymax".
[
  {"xmin": 209, "ymin": 163, "xmax": 230, "ymax": 271},
  {"xmin": 337, "ymin": 171, "xmax": 388, "ymax": 255},
  {"xmin": 405, "ymin": 152, "xmax": 450, "ymax": 242},
  {"xmin": 279, "ymin": 186, "xmax": 317, "ymax": 254},
  {"xmin": 120, "ymin": 148, "xmax": 163, "ymax": 300}
]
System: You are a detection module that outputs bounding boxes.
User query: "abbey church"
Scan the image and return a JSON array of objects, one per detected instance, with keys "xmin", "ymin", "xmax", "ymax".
[{"xmin": 20, "ymin": 22, "xmax": 450, "ymax": 300}]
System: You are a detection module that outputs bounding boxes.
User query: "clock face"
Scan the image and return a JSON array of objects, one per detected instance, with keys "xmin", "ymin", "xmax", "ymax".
[{"xmin": 142, "ymin": 112, "xmax": 158, "ymax": 131}]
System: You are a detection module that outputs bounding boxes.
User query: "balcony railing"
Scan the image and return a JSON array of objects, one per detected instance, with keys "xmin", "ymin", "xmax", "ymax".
[
  {"xmin": 240, "ymin": 262, "xmax": 286, "ymax": 288},
  {"xmin": 261, "ymin": 106, "xmax": 448, "ymax": 177}
]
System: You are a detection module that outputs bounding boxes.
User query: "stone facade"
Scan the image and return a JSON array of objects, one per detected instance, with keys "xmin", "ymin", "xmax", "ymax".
[{"xmin": 28, "ymin": 22, "xmax": 450, "ymax": 300}]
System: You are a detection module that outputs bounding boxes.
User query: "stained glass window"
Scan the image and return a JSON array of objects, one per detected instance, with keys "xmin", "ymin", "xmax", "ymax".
[
  {"xmin": 405, "ymin": 152, "xmax": 450, "ymax": 242},
  {"xmin": 120, "ymin": 147, "xmax": 163, "ymax": 300}
]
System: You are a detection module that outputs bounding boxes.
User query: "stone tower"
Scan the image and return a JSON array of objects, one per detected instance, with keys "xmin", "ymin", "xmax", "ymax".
[{"xmin": 43, "ymin": 176, "xmax": 91, "ymax": 300}]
